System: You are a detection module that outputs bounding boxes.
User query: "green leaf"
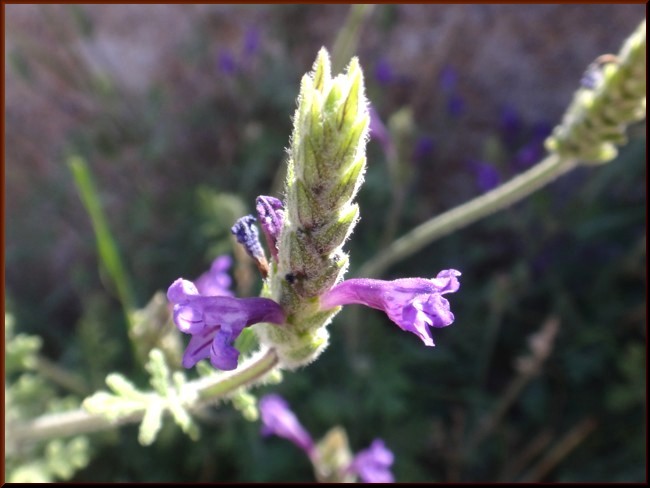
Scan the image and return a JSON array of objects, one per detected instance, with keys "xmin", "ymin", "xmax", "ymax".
[{"xmin": 138, "ymin": 401, "xmax": 165, "ymax": 446}]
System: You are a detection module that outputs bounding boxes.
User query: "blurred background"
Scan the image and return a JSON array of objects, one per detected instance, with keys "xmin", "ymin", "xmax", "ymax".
[{"xmin": 5, "ymin": 4, "xmax": 646, "ymax": 482}]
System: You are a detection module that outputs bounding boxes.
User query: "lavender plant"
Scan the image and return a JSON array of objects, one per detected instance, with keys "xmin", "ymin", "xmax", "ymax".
[
  {"xmin": 167, "ymin": 49, "xmax": 461, "ymax": 379},
  {"xmin": 5, "ymin": 16, "xmax": 646, "ymax": 483}
]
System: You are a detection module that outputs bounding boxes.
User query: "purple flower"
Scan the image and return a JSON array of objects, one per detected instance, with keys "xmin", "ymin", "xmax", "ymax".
[
  {"xmin": 511, "ymin": 123, "xmax": 550, "ymax": 171},
  {"xmin": 413, "ymin": 136, "xmax": 435, "ymax": 162},
  {"xmin": 194, "ymin": 255, "xmax": 234, "ymax": 297},
  {"xmin": 368, "ymin": 105, "xmax": 395, "ymax": 159},
  {"xmin": 499, "ymin": 104, "xmax": 522, "ymax": 149},
  {"xmin": 439, "ymin": 65, "xmax": 458, "ymax": 93},
  {"xmin": 446, "ymin": 94, "xmax": 465, "ymax": 118},
  {"xmin": 255, "ymin": 196, "xmax": 284, "ymax": 260},
  {"xmin": 167, "ymin": 279, "xmax": 284, "ymax": 370},
  {"xmin": 259, "ymin": 394, "xmax": 315, "ymax": 456},
  {"xmin": 218, "ymin": 49, "xmax": 237, "ymax": 75},
  {"xmin": 259, "ymin": 394, "xmax": 395, "ymax": 483},
  {"xmin": 467, "ymin": 159, "xmax": 501, "ymax": 193},
  {"xmin": 320, "ymin": 270, "xmax": 461, "ymax": 346},
  {"xmin": 374, "ymin": 58, "xmax": 395, "ymax": 86},
  {"xmin": 243, "ymin": 26, "xmax": 261, "ymax": 58},
  {"xmin": 348, "ymin": 439, "xmax": 395, "ymax": 483}
]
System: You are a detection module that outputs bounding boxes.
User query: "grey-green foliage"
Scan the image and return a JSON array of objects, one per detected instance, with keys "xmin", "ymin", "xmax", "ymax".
[
  {"xmin": 83, "ymin": 349, "xmax": 200, "ymax": 446},
  {"xmin": 5, "ymin": 312, "xmax": 92, "ymax": 482}
]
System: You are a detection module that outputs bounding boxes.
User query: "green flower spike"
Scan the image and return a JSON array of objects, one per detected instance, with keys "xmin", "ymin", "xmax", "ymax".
[
  {"xmin": 256, "ymin": 48, "xmax": 370, "ymax": 368},
  {"xmin": 545, "ymin": 20, "xmax": 646, "ymax": 164}
]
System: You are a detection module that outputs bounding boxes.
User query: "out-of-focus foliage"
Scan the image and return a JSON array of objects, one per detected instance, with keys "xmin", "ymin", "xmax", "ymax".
[{"xmin": 5, "ymin": 4, "xmax": 645, "ymax": 483}]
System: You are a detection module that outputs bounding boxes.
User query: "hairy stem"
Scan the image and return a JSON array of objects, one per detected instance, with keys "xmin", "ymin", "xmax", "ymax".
[
  {"xmin": 358, "ymin": 153, "xmax": 576, "ymax": 278},
  {"xmin": 9, "ymin": 348, "xmax": 279, "ymax": 446}
]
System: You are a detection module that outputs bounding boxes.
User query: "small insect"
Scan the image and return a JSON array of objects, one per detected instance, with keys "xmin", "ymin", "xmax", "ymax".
[
  {"xmin": 580, "ymin": 54, "xmax": 619, "ymax": 90},
  {"xmin": 285, "ymin": 273, "xmax": 296, "ymax": 284}
]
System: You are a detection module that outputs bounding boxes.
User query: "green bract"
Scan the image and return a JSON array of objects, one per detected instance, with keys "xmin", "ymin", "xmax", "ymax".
[{"xmin": 257, "ymin": 48, "xmax": 370, "ymax": 368}]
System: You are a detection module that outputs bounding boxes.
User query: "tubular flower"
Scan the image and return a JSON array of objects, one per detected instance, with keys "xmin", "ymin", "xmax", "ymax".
[
  {"xmin": 320, "ymin": 269, "xmax": 461, "ymax": 346},
  {"xmin": 259, "ymin": 394, "xmax": 394, "ymax": 483},
  {"xmin": 167, "ymin": 279, "xmax": 284, "ymax": 370},
  {"xmin": 259, "ymin": 394, "xmax": 315, "ymax": 456},
  {"xmin": 348, "ymin": 439, "xmax": 395, "ymax": 483},
  {"xmin": 193, "ymin": 255, "xmax": 234, "ymax": 297}
]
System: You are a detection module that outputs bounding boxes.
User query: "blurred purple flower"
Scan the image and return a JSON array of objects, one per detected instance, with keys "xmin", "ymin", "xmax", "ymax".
[
  {"xmin": 320, "ymin": 270, "xmax": 461, "ymax": 346},
  {"xmin": 511, "ymin": 121, "xmax": 551, "ymax": 171},
  {"xmin": 438, "ymin": 66, "xmax": 465, "ymax": 118},
  {"xmin": 259, "ymin": 394, "xmax": 315, "ymax": 456},
  {"xmin": 259, "ymin": 394, "xmax": 395, "ymax": 483},
  {"xmin": 218, "ymin": 49, "xmax": 237, "ymax": 75},
  {"xmin": 368, "ymin": 105, "xmax": 395, "ymax": 159},
  {"xmin": 531, "ymin": 120, "xmax": 553, "ymax": 141},
  {"xmin": 243, "ymin": 26, "xmax": 261, "ymax": 58},
  {"xmin": 439, "ymin": 65, "xmax": 458, "ymax": 93},
  {"xmin": 348, "ymin": 439, "xmax": 395, "ymax": 483},
  {"xmin": 499, "ymin": 104, "xmax": 522, "ymax": 149},
  {"xmin": 194, "ymin": 255, "xmax": 234, "ymax": 297},
  {"xmin": 167, "ymin": 279, "xmax": 284, "ymax": 370},
  {"xmin": 467, "ymin": 159, "xmax": 501, "ymax": 192},
  {"xmin": 446, "ymin": 94, "xmax": 465, "ymax": 118},
  {"xmin": 374, "ymin": 58, "xmax": 395, "ymax": 85},
  {"xmin": 413, "ymin": 136, "xmax": 435, "ymax": 162}
]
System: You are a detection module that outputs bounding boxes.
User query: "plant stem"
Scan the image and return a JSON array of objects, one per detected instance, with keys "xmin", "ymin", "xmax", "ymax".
[
  {"xmin": 357, "ymin": 153, "xmax": 577, "ymax": 278},
  {"xmin": 9, "ymin": 348, "xmax": 279, "ymax": 446},
  {"xmin": 519, "ymin": 417, "xmax": 598, "ymax": 482},
  {"xmin": 34, "ymin": 356, "xmax": 90, "ymax": 396}
]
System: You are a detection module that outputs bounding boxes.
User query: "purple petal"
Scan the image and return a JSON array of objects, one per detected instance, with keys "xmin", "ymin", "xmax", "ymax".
[
  {"xmin": 173, "ymin": 304, "xmax": 205, "ymax": 334},
  {"xmin": 194, "ymin": 255, "xmax": 234, "ymax": 297},
  {"xmin": 167, "ymin": 279, "xmax": 285, "ymax": 371},
  {"xmin": 182, "ymin": 325, "xmax": 220, "ymax": 368},
  {"xmin": 320, "ymin": 271, "xmax": 461, "ymax": 346},
  {"xmin": 349, "ymin": 439, "xmax": 395, "ymax": 483},
  {"xmin": 374, "ymin": 58, "xmax": 395, "ymax": 85},
  {"xmin": 167, "ymin": 278, "xmax": 199, "ymax": 305},
  {"xmin": 259, "ymin": 394, "xmax": 314, "ymax": 454},
  {"xmin": 255, "ymin": 196, "xmax": 285, "ymax": 260},
  {"xmin": 210, "ymin": 328, "xmax": 240, "ymax": 370},
  {"xmin": 368, "ymin": 105, "xmax": 394, "ymax": 158},
  {"xmin": 430, "ymin": 269, "xmax": 462, "ymax": 294}
]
